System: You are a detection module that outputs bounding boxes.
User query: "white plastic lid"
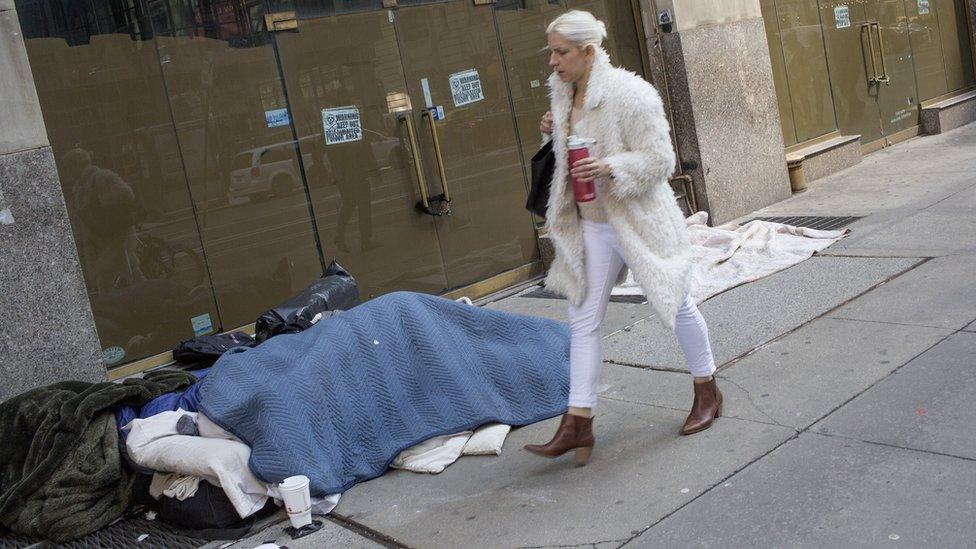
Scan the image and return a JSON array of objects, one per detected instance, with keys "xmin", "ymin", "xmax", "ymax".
[
  {"xmin": 567, "ymin": 135, "xmax": 596, "ymax": 149},
  {"xmin": 280, "ymin": 475, "xmax": 310, "ymax": 488}
]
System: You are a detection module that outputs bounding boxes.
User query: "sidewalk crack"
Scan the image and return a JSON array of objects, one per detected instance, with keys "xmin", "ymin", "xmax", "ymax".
[
  {"xmin": 715, "ymin": 376, "xmax": 797, "ymax": 432},
  {"xmin": 518, "ymin": 538, "xmax": 631, "ymax": 549}
]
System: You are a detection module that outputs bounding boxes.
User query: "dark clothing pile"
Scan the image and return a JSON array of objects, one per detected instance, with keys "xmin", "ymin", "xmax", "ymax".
[{"xmin": 0, "ymin": 370, "xmax": 195, "ymax": 542}]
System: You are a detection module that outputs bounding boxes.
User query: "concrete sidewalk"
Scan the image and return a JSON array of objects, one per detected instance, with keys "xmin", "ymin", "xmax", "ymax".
[{"xmin": 229, "ymin": 123, "xmax": 976, "ymax": 548}]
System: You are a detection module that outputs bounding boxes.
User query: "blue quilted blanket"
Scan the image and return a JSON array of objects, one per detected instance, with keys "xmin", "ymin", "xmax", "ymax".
[{"xmin": 198, "ymin": 292, "xmax": 569, "ymax": 495}]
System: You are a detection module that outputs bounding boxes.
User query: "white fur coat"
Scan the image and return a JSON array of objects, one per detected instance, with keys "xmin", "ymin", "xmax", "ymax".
[{"xmin": 544, "ymin": 49, "xmax": 692, "ymax": 329}]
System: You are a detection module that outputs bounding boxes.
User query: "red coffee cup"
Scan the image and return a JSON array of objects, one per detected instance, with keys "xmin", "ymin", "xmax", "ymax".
[{"xmin": 568, "ymin": 135, "xmax": 597, "ymax": 203}]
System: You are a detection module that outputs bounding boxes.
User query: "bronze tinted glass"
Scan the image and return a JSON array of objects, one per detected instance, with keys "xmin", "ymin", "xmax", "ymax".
[
  {"xmin": 15, "ymin": 0, "xmax": 219, "ymax": 366},
  {"xmin": 150, "ymin": 0, "xmax": 325, "ymax": 328},
  {"xmin": 565, "ymin": 0, "xmax": 645, "ymax": 75},
  {"xmin": 494, "ymin": 0, "xmax": 566, "ymax": 187},
  {"xmin": 394, "ymin": 1, "xmax": 539, "ymax": 289},
  {"xmin": 274, "ymin": 10, "xmax": 450, "ymax": 298},
  {"xmin": 775, "ymin": 0, "xmax": 838, "ymax": 142},
  {"xmin": 907, "ymin": 0, "xmax": 950, "ymax": 102},
  {"xmin": 937, "ymin": 0, "xmax": 976, "ymax": 92},
  {"xmin": 761, "ymin": 0, "xmax": 800, "ymax": 145},
  {"xmin": 866, "ymin": 0, "xmax": 919, "ymax": 136},
  {"xmin": 819, "ymin": 1, "xmax": 885, "ymax": 143}
]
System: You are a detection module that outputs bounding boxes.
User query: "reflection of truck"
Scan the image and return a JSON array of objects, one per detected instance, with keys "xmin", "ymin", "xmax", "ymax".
[
  {"xmin": 229, "ymin": 140, "xmax": 307, "ymax": 201},
  {"xmin": 227, "ymin": 130, "xmax": 402, "ymax": 202}
]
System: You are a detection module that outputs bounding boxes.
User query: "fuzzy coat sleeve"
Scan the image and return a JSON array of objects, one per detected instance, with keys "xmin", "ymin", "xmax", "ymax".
[{"xmin": 603, "ymin": 76, "xmax": 676, "ymax": 199}]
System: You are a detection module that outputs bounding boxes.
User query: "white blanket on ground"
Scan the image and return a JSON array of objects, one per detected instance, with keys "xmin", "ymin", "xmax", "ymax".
[
  {"xmin": 126, "ymin": 411, "xmax": 342, "ymax": 518},
  {"xmin": 393, "ymin": 423, "xmax": 512, "ymax": 474},
  {"xmin": 126, "ymin": 411, "xmax": 270, "ymax": 518},
  {"xmin": 613, "ymin": 212, "xmax": 849, "ymax": 302},
  {"xmin": 129, "ymin": 410, "xmax": 505, "ymax": 518}
]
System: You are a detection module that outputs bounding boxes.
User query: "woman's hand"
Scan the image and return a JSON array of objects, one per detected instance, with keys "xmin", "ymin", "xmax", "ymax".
[
  {"xmin": 571, "ymin": 157, "xmax": 612, "ymax": 183},
  {"xmin": 540, "ymin": 111, "xmax": 554, "ymax": 135}
]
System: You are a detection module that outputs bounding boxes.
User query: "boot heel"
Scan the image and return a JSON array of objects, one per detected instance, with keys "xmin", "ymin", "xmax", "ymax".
[
  {"xmin": 715, "ymin": 405, "xmax": 723, "ymax": 418},
  {"xmin": 574, "ymin": 447, "xmax": 593, "ymax": 466}
]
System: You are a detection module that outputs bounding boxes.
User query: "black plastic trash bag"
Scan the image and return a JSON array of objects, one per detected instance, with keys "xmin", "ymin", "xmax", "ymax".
[
  {"xmin": 172, "ymin": 332, "xmax": 255, "ymax": 369},
  {"xmin": 254, "ymin": 260, "xmax": 359, "ymax": 343}
]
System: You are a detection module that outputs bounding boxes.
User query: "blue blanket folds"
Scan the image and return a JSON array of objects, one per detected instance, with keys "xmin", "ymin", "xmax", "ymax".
[{"xmin": 199, "ymin": 292, "xmax": 569, "ymax": 495}]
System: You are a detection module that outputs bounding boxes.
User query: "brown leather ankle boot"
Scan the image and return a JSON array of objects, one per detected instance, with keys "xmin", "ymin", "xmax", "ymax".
[
  {"xmin": 681, "ymin": 378, "xmax": 723, "ymax": 435},
  {"xmin": 524, "ymin": 413, "xmax": 595, "ymax": 465}
]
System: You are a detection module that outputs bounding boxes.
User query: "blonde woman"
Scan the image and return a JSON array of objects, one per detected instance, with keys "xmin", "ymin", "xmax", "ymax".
[{"xmin": 524, "ymin": 11, "xmax": 721, "ymax": 465}]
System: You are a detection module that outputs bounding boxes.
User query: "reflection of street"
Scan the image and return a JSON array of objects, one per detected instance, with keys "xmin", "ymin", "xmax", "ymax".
[{"xmin": 57, "ymin": 148, "xmax": 217, "ymax": 364}]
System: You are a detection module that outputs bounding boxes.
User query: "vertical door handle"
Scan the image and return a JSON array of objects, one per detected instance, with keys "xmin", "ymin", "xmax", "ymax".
[
  {"xmin": 399, "ymin": 112, "xmax": 449, "ymax": 216},
  {"xmin": 421, "ymin": 109, "xmax": 452, "ymax": 205},
  {"xmin": 871, "ymin": 22, "xmax": 891, "ymax": 84},
  {"xmin": 862, "ymin": 22, "xmax": 880, "ymax": 84},
  {"xmin": 398, "ymin": 112, "xmax": 432, "ymax": 213}
]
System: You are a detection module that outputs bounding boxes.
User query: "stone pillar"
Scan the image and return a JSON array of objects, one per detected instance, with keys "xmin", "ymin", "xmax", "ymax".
[
  {"xmin": 0, "ymin": 3, "xmax": 104, "ymax": 400},
  {"xmin": 639, "ymin": 0, "xmax": 791, "ymax": 225}
]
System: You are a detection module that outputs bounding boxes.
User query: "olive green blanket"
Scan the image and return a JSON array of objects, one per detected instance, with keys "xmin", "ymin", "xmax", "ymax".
[{"xmin": 0, "ymin": 370, "xmax": 195, "ymax": 542}]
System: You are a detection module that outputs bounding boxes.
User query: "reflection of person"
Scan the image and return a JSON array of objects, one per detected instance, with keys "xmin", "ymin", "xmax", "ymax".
[
  {"xmin": 330, "ymin": 137, "xmax": 377, "ymax": 252},
  {"xmin": 524, "ymin": 11, "xmax": 719, "ymax": 465},
  {"xmin": 328, "ymin": 63, "xmax": 384, "ymax": 253},
  {"xmin": 60, "ymin": 148, "xmax": 145, "ymax": 294}
]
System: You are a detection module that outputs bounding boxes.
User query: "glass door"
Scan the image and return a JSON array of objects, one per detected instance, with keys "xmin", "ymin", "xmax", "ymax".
[
  {"xmin": 820, "ymin": 1, "xmax": 885, "ymax": 144},
  {"xmin": 819, "ymin": 0, "xmax": 920, "ymax": 147},
  {"xmin": 907, "ymin": 0, "xmax": 976, "ymax": 103},
  {"xmin": 148, "ymin": 0, "xmax": 326, "ymax": 327},
  {"xmin": 494, "ymin": 0, "xmax": 566, "ymax": 182},
  {"xmin": 393, "ymin": 1, "xmax": 540, "ymax": 291},
  {"xmin": 273, "ymin": 5, "xmax": 451, "ymax": 299},
  {"xmin": 866, "ymin": 0, "xmax": 920, "ymax": 138}
]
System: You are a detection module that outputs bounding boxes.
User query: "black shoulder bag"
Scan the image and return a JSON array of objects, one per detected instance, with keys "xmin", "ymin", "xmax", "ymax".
[{"xmin": 525, "ymin": 140, "xmax": 555, "ymax": 219}]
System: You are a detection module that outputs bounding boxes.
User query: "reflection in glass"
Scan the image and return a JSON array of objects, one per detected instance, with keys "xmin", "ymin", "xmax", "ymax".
[
  {"xmin": 150, "ymin": 0, "xmax": 324, "ymax": 327},
  {"xmin": 16, "ymin": 0, "xmax": 219, "ymax": 365},
  {"xmin": 274, "ymin": 11, "xmax": 450, "ymax": 298},
  {"xmin": 774, "ymin": 0, "xmax": 837, "ymax": 142},
  {"xmin": 495, "ymin": 0, "xmax": 567, "ymax": 186},
  {"xmin": 395, "ymin": 2, "xmax": 539, "ymax": 289}
]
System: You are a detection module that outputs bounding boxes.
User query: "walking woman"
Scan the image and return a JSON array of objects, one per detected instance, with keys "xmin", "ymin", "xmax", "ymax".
[{"xmin": 524, "ymin": 11, "xmax": 720, "ymax": 465}]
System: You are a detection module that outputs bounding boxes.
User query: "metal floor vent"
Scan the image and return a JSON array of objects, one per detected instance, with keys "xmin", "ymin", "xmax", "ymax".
[
  {"xmin": 745, "ymin": 216, "xmax": 863, "ymax": 231},
  {"xmin": 1, "ymin": 518, "xmax": 208, "ymax": 549},
  {"xmin": 521, "ymin": 287, "xmax": 646, "ymax": 303}
]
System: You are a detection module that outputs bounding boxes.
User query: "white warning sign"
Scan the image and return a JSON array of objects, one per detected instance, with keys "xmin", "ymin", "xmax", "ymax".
[
  {"xmin": 322, "ymin": 106, "xmax": 363, "ymax": 145},
  {"xmin": 449, "ymin": 69, "xmax": 485, "ymax": 107},
  {"xmin": 834, "ymin": 6, "xmax": 851, "ymax": 29}
]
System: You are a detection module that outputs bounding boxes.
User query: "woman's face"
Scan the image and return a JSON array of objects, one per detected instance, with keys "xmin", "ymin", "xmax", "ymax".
[{"xmin": 547, "ymin": 33, "xmax": 592, "ymax": 84}]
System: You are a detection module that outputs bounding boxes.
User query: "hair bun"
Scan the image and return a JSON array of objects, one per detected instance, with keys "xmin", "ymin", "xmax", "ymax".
[{"xmin": 547, "ymin": 10, "xmax": 609, "ymax": 48}]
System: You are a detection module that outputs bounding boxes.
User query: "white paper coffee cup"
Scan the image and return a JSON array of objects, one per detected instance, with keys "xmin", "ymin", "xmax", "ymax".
[{"xmin": 278, "ymin": 475, "xmax": 312, "ymax": 529}]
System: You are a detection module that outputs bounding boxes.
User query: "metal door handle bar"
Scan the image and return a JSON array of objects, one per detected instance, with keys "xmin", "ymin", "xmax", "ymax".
[
  {"xmin": 421, "ymin": 109, "xmax": 452, "ymax": 213},
  {"xmin": 862, "ymin": 22, "xmax": 880, "ymax": 84},
  {"xmin": 872, "ymin": 22, "xmax": 890, "ymax": 84},
  {"xmin": 398, "ymin": 112, "xmax": 447, "ymax": 216}
]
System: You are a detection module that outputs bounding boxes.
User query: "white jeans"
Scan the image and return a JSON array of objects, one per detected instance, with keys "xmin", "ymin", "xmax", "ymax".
[{"xmin": 567, "ymin": 220, "xmax": 716, "ymax": 408}]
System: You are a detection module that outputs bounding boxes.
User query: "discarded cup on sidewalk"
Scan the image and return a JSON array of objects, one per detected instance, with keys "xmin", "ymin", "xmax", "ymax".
[{"xmin": 278, "ymin": 475, "xmax": 313, "ymax": 529}]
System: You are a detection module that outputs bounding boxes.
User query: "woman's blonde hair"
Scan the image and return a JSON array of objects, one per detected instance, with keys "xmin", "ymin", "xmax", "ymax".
[{"xmin": 546, "ymin": 10, "xmax": 607, "ymax": 49}]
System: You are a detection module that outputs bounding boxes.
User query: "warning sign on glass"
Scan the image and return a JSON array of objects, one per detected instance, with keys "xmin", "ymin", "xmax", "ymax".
[
  {"xmin": 322, "ymin": 106, "xmax": 363, "ymax": 145},
  {"xmin": 449, "ymin": 69, "xmax": 485, "ymax": 107}
]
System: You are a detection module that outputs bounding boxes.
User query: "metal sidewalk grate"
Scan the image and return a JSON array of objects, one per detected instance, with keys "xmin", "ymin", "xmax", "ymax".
[
  {"xmin": 0, "ymin": 518, "xmax": 208, "ymax": 549},
  {"xmin": 744, "ymin": 215, "xmax": 863, "ymax": 231}
]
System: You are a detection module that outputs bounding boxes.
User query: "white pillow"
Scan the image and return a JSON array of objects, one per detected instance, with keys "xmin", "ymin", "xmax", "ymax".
[
  {"xmin": 392, "ymin": 432, "xmax": 472, "ymax": 474},
  {"xmin": 462, "ymin": 424, "xmax": 511, "ymax": 456}
]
